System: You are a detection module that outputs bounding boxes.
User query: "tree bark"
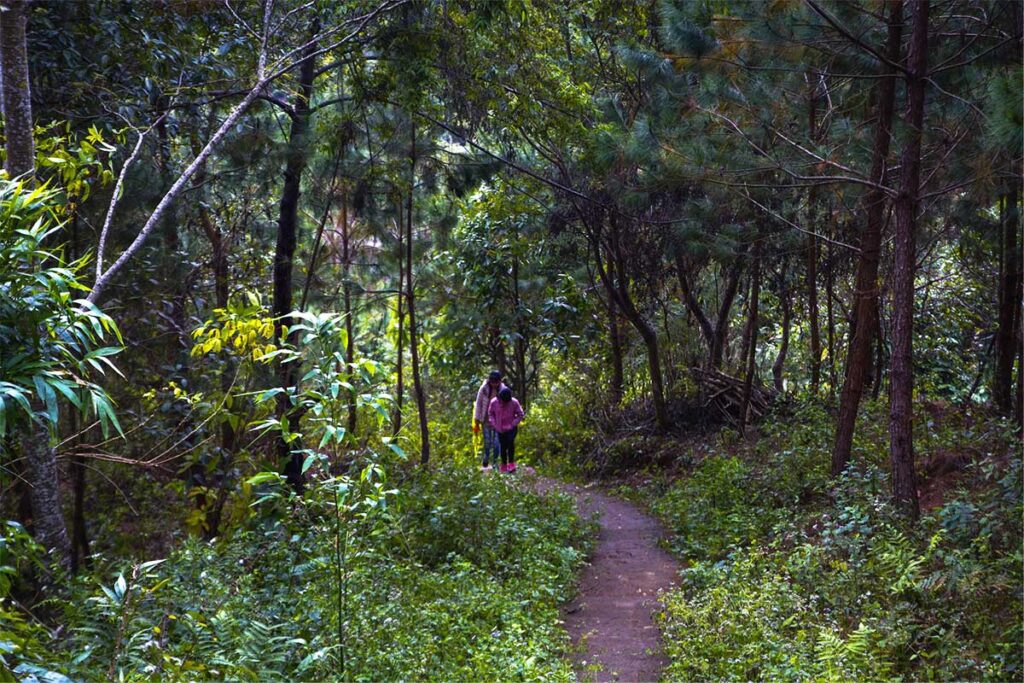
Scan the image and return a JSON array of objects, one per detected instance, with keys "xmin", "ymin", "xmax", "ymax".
[
  {"xmin": 393, "ymin": 202, "xmax": 404, "ymax": 437},
  {"xmin": 832, "ymin": 0, "xmax": 903, "ymax": 477},
  {"xmin": 806, "ymin": 228, "xmax": 822, "ymax": 394},
  {"xmin": 1016, "ymin": 321, "xmax": 1023, "ymax": 435},
  {"xmin": 676, "ymin": 254, "xmax": 715, "ymax": 352},
  {"xmin": 511, "ymin": 254, "xmax": 530, "ymax": 406},
  {"xmin": 273, "ymin": 29, "xmax": 317, "ymax": 492},
  {"xmin": 70, "ymin": 451, "xmax": 89, "ymax": 571},
  {"xmin": 156, "ymin": 98, "xmax": 189, "ymax": 356},
  {"xmin": 772, "ymin": 259, "xmax": 792, "ymax": 394},
  {"xmin": 24, "ymin": 420, "xmax": 71, "ymax": 571},
  {"xmin": 825, "ymin": 238, "xmax": 837, "ymax": 394},
  {"xmin": 340, "ymin": 195, "xmax": 358, "ymax": 437},
  {"xmin": 889, "ymin": 0, "xmax": 929, "ymax": 520},
  {"xmin": 600, "ymin": 215, "xmax": 668, "ymax": 430},
  {"xmin": 608, "ymin": 307, "xmax": 624, "ymax": 405},
  {"xmin": 993, "ymin": 185, "xmax": 1021, "ymax": 413},
  {"xmin": 740, "ymin": 244, "xmax": 762, "ymax": 436},
  {"xmin": 676, "ymin": 253, "xmax": 743, "ymax": 370},
  {"xmin": 3, "ymin": 1, "xmax": 72, "ymax": 571},
  {"xmin": 711, "ymin": 259, "xmax": 744, "ymax": 371},
  {"xmin": 406, "ymin": 122, "xmax": 430, "ymax": 464},
  {"xmin": 192, "ymin": 122, "xmax": 235, "ymax": 538},
  {"xmin": 1, "ymin": 0, "xmax": 34, "ymax": 180}
]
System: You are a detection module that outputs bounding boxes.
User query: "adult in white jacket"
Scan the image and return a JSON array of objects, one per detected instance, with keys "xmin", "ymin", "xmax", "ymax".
[{"xmin": 473, "ymin": 371, "xmax": 506, "ymax": 469}]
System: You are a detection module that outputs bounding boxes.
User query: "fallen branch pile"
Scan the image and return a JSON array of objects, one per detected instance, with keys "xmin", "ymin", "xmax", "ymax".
[{"xmin": 692, "ymin": 368, "xmax": 775, "ymax": 426}]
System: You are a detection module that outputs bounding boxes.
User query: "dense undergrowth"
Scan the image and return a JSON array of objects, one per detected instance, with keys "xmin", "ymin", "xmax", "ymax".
[
  {"xmin": 639, "ymin": 401, "xmax": 1023, "ymax": 681},
  {"xmin": 2, "ymin": 465, "xmax": 590, "ymax": 681}
]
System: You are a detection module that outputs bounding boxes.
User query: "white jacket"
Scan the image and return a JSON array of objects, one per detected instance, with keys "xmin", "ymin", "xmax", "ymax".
[{"xmin": 473, "ymin": 380, "xmax": 507, "ymax": 424}]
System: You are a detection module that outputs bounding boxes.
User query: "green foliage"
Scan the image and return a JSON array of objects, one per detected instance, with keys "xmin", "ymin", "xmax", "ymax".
[
  {"xmin": 652, "ymin": 455, "xmax": 770, "ymax": 560},
  {"xmin": 651, "ymin": 402, "xmax": 1023, "ymax": 681},
  {"xmin": 0, "ymin": 180, "xmax": 122, "ymax": 439},
  {"xmin": 7, "ymin": 466, "xmax": 587, "ymax": 681}
]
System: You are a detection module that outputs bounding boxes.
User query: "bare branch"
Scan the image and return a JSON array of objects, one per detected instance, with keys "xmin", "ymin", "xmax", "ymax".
[
  {"xmin": 735, "ymin": 185, "xmax": 860, "ymax": 253},
  {"xmin": 94, "ymin": 120, "xmax": 160, "ymax": 282}
]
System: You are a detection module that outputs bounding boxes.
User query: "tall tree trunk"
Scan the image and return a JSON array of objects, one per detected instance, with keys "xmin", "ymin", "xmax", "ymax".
[
  {"xmin": 340, "ymin": 195, "xmax": 358, "ymax": 437},
  {"xmin": 406, "ymin": 123, "xmax": 430, "ymax": 464},
  {"xmin": 4, "ymin": 0, "xmax": 71, "ymax": 571},
  {"xmin": 806, "ymin": 228, "xmax": 822, "ymax": 394},
  {"xmin": 192, "ymin": 121, "xmax": 235, "ymax": 538},
  {"xmin": 1015, "ymin": 322, "xmax": 1023, "ymax": 435},
  {"xmin": 825, "ymin": 237, "xmax": 837, "ymax": 394},
  {"xmin": 24, "ymin": 424, "xmax": 71, "ymax": 571},
  {"xmin": 772, "ymin": 259, "xmax": 792, "ymax": 394},
  {"xmin": 1, "ymin": 0, "xmax": 33, "ymax": 180},
  {"xmin": 156, "ymin": 98, "xmax": 188, "ymax": 357},
  {"xmin": 993, "ymin": 185, "xmax": 1021, "ymax": 413},
  {"xmin": 511, "ymin": 254, "xmax": 529, "ymax": 406},
  {"xmin": 608, "ymin": 307, "xmax": 624, "ymax": 405},
  {"xmin": 273, "ymin": 28, "xmax": 317, "ymax": 492},
  {"xmin": 832, "ymin": 0, "xmax": 903, "ymax": 476},
  {"xmin": 889, "ymin": 0, "xmax": 929, "ymax": 520},
  {"xmin": 393, "ymin": 203, "xmax": 404, "ymax": 437},
  {"xmin": 740, "ymin": 245, "xmax": 762, "ymax": 436},
  {"xmin": 70, "ymin": 450, "xmax": 89, "ymax": 571}
]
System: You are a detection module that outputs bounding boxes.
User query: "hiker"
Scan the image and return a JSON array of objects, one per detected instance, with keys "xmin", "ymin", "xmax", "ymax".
[
  {"xmin": 488, "ymin": 387, "xmax": 525, "ymax": 473},
  {"xmin": 473, "ymin": 370, "xmax": 506, "ymax": 469}
]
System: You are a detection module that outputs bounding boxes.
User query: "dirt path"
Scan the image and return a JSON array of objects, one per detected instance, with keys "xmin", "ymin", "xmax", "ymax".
[{"xmin": 531, "ymin": 474, "xmax": 681, "ymax": 682}]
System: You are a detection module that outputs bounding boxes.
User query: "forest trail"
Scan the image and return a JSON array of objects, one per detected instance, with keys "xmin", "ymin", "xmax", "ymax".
[{"xmin": 531, "ymin": 474, "xmax": 680, "ymax": 682}]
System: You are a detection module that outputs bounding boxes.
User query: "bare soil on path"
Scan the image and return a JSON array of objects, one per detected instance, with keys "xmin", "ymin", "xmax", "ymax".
[{"xmin": 529, "ymin": 473, "xmax": 681, "ymax": 682}]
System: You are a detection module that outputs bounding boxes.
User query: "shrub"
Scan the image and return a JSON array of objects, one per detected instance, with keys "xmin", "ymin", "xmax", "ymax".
[
  {"xmin": 652, "ymin": 400, "xmax": 1022, "ymax": 681},
  {"xmin": 5, "ymin": 465, "xmax": 589, "ymax": 682}
]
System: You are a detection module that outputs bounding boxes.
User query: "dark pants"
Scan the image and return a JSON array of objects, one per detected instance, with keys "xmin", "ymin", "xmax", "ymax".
[{"xmin": 497, "ymin": 427, "xmax": 517, "ymax": 466}]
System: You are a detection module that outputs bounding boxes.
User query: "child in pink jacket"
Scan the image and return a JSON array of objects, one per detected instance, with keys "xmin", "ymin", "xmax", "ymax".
[{"xmin": 487, "ymin": 387, "xmax": 524, "ymax": 473}]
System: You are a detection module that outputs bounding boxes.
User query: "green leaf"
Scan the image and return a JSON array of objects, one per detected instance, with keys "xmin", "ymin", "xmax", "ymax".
[{"xmin": 246, "ymin": 472, "xmax": 281, "ymax": 486}]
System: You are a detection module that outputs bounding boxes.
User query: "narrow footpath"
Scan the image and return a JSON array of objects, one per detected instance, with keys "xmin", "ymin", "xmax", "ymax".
[{"xmin": 533, "ymin": 475, "xmax": 681, "ymax": 682}]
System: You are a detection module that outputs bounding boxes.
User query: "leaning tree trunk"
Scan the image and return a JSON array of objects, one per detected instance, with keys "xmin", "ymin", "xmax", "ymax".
[
  {"xmin": 676, "ymin": 253, "xmax": 743, "ymax": 371},
  {"xmin": 607, "ymin": 216, "xmax": 669, "ymax": 431},
  {"xmin": 832, "ymin": 0, "xmax": 903, "ymax": 477},
  {"xmin": 273, "ymin": 29, "xmax": 317, "ymax": 492},
  {"xmin": 889, "ymin": 0, "xmax": 929, "ymax": 521},
  {"xmin": 711, "ymin": 259, "xmax": 744, "ymax": 371},
  {"xmin": 595, "ymin": 236, "xmax": 668, "ymax": 430}
]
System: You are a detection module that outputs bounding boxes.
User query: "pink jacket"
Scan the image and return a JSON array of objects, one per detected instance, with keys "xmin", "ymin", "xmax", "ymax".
[
  {"xmin": 488, "ymin": 396, "xmax": 524, "ymax": 433},
  {"xmin": 473, "ymin": 381, "xmax": 507, "ymax": 424}
]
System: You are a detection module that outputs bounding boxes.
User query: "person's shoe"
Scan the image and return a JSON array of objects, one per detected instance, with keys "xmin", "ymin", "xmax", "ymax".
[
  {"xmin": 480, "ymin": 464, "xmax": 492, "ymax": 472},
  {"xmin": 498, "ymin": 463, "xmax": 509, "ymax": 473},
  {"xmin": 507, "ymin": 462, "xmax": 517, "ymax": 473}
]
